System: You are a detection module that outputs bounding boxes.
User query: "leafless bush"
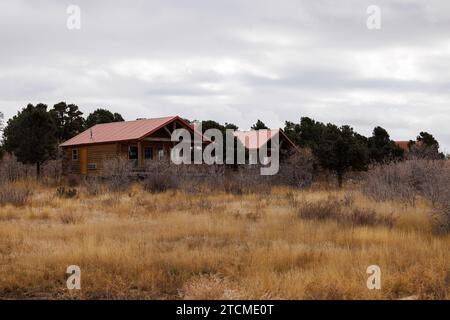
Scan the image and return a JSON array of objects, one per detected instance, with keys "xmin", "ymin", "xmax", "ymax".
[
  {"xmin": 364, "ymin": 160, "xmax": 450, "ymax": 204},
  {"xmin": 0, "ymin": 183, "xmax": 32, "ymax": 206},
  {"xmin": 277, "ymin": 148, "xmax": 315, "ymax": 188},
  {"xmin": 363, "ymin": 161, "xmax": 417, "ymax": 205},
  {"xmin": 434, "ymin": 204, "xmax": 450, "ymax": 234},
  {"xmin": 41, "ymin": 159, "xmax": 62, "ymax": 183},
  {"xmin": 83, "ymin": 177, "xmax": 105, "ymax": 196},
  {"xmin": 59, "ymin": 212, "xmax": 84, "ymax": 224},
  {"xmin": 408, "ymin": 144, "xmax": 443, "ymax": 160},
  {"xmin": 213, "ymin": 148, "xmax": 315, "ymax": 192},
  {"xmin": 408, "ymin": 160, "xmax": 450, "ymax": 206},
  {"xmin": 219, "ymin": 167, "xmax": 277, "ymax": 195},
  {"xmin": 141, "ymin": 161, "xmax": 179, "ymax": 193},
  {"xmin": 56, "ymin": 186, "xmax": 77, "ymax": 198},
  {"xmin": 0, "ymin": 153, "xmax": 33, "ymax": 182},
  {"xmin": 297, "ymin": 199, "xmax": 340, "ymax": 221},
  {"xmin": 118, "ymin": 150, "xmax": 314, "ymax": 195},
  {"xmin": 297, "ymin": 198, "xmax": 395, "ymax": 227},
  {"xmin": 0, "ymin": 155, "xmax": 62, "ymax": 185},
  {"xmin": 346, "ymin": 208, "xmax": 396, "ymax": 228},
  {"xmin": 66, "ymin": 174, "xmax": 81, "ymax": 187},
  {"xmin": 364, "ymin": 159, "xmax": 450, "ymax": 232},
  {"xmin": 142, "ymin": 174, "xmax": 176, "ymax": 193},
  {"xmin": 103, "ymin": 156, "xmax": 133, "ymax": 192},
  {"xmin": 219, "ymin": 174, "xmax": 246, "ymax": 195}
]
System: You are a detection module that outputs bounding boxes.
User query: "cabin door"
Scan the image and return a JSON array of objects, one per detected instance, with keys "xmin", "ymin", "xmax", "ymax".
[{"xmin": 80, "ymin": 147, "xmax": 88, "ymax": 175}]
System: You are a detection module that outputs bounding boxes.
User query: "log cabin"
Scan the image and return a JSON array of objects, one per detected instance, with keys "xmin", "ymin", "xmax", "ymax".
[{"xmin": 60, "ymin": 116, "xmax": 200, "ymax": 176}]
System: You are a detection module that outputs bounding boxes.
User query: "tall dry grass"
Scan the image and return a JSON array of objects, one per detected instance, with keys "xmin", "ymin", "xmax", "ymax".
[{"xmin": 0, "ymin": 177, "xmax": 448, "ymax": 300}]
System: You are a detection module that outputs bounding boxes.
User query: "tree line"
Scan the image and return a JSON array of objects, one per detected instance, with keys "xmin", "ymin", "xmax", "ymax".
[
  {"xmin": 207, "ymin": 118, "xmax": 445, "ymax": 187},
  {"xmin": 284, "ymin": 118, "xmax": 444, "ymax": 186},
  {"xmin": 0, "ymin": 104, "xmax": 446, "ymax": 184}
]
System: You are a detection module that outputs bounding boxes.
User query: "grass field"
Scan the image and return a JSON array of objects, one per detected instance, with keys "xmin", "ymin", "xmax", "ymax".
[{"xmin": 0, "ymin": 180, "xmax": 449, "ymax": 299}]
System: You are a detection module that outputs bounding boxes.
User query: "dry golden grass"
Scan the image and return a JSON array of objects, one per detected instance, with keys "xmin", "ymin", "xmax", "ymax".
[{"xmin": 0, "ymin": 181, "xmax": 449, "ymax": 299}]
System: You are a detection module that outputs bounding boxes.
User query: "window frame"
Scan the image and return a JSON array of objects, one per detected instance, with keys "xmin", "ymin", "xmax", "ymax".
[
  {"xmin": 128, "ymin": 145, "xmax": 138, "ymax": 160},
  {"xmin": 72, "ymin": 148, "xmax": 78, "ymax": 161},
  {"xmin": 87, "ymin": 163, "xmax": 97, "ymax": 170},
  {"xmin": 144, "ymin": 146, "xmax": 153, "ymax": 160},
  {"xmin": 157, "ymin": 146, "xmax": 164, "ymax": 160}
]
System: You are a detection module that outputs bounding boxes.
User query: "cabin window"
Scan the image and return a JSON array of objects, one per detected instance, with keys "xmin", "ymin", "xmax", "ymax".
[
  {"xmin": 158, "ymin": 147, "xmax": 164, "ymax": 160},
  {"xmin": 88, "ymin": 163, "xmax": 97, "ymax": 170},
  {"xmin": 72, "ymin": 149, "xmax": 78, "ymax": 161},
  {"xmin": 128, "ymin": 146, "xmax": 138, "ymax": 160},
  {"xmin": 144, "ymin": 147, "xmax": 153, "ymax": 159}
]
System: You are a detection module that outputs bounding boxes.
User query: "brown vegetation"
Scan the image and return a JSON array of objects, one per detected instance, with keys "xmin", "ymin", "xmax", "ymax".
[
  {"xmin": 0, "ymin": 158, "xmax": 449, "ymax": 299},
  {"xmin": 0, "ymin": 190, "xmax": 448, "ymax": 298},
  {"xmin": 363, "ymin": 160, "xmax": 450, "ymax": 233}
]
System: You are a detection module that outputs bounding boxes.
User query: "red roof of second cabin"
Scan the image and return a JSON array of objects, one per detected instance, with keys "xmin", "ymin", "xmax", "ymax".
[
  {"xmin": 234, "ymin": 130, "xmax": 277, "ymax": 149},
  {"xmin": 234, "ymin": 129, "xmax": 297, "ymax": 150},
  {"xmin": 60, "ymin": 116, "xmax": 193, "ymax": 147},
  {"xmin": 395, "ymin": 141, "xmax": 410, "ymax": 153}
]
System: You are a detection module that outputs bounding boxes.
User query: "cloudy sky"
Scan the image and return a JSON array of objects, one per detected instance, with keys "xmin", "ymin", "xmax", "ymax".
[{"xmin": 1, "ymin": 0, "xmax": 450, "ymax": 152}]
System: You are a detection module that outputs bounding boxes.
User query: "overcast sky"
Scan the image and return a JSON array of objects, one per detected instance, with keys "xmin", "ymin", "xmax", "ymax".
[{"xmin": 1, "ymin": 0, "xmax": 450, "ymax": 152}]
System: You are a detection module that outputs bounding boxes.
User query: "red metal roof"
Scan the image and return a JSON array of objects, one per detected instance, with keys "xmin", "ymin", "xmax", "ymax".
[
  {"xmin": 60, "ymin": 116, "xmax": 193, "ymax": 147},
  {"xmin": 234, "ymin": 129, "xmax": 297, "ymax": 150},
  {"xmin": 395, "ymin": 140, "xmax": 410, "ymax": 153}
]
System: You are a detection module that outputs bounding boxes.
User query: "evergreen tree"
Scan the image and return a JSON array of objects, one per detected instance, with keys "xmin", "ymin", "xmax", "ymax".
[
  {"xmin": 368, "ymin": 126, "xmax": 404, "ymax": 163},
  {"xmin": 284, "ymin": 117, "xmax": 369, "ymax": 187},
  {"xmin": 50, "ymin": 102, "xmax": 85, "ymax": 142},
  {"xmin": 85, "ymin": 108, "xmax": 124, "ymax": 128},
  {"xmin": 3, "ymin": 104, "xmax": 57, "ymax": 177},
  {"xmin": 251, "ymin": 119, "xmax": 268, "ymax": 130}
]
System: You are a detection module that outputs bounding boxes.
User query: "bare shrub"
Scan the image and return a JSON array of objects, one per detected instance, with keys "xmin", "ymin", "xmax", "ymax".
[
  {"xmin": 41, "ymin": 159, "xmax": 62, "ymax": 183},
  {"xmin": 103, "ymin": 156, "xmax": 133, "ymax": 192},
  {"xmin": 0, "ymin": 183, "xmax": 31, "ymax": 206},
  {"xmin": 363, "ymin": 159, "xmax": 450, "ymax": 232},
  {"xmin": 0, "ymin": 154, "xmax": 61, "ymax": 184},
  {"xmin": 0, "ymin": 153, "xmax": 33, "ymax": 182},
  {"xmin": 297, "ymin": 199, "xmax": 340, "ymax": 221},
  {"xmin": 66, "ymin": 174, "xmax": 81, "ymax": 187},
  {"xmin": 198, "ymin": 148, "xmax": 314, "ymax": 194},
  {"xmin": 297, "ymin": 198, "xmax": 395, "ymax": 227},
  {"xmin": 408, "ymin": 160, "xmax": 450, "ymax": 206},
  {"xmin": 83, "ymin": 177, "xmax": 105, "ymax": 196},
  {"xmin": 56, "ymin": 186, "xmax": 77, "ymax": 198},
  {"xmin": 142, "ymin": 161, "xmax": 178, "ymax": 193},
  {"xmin": 433, "ymin": 195, "xmax": 450, "ymax": 234},
  {"xmin": 408, "ymin": 143, "xmax": 443, "ymax": 160},
  {"xmin": 179, "ymin": 274, "xmax": 240, "ymax": 300},
  {"xmin": 346, "ymin": 208, "xmax": 396, "ymax": 228},
  {"xmin": 364, "ymin": 160, "xmax": 449, "ymax": 204},
  {"xmin": 220, "ymin": 176, "xmax": 245, "ymax": 195},
  {"xmin": 277, "ymin": 148, "xmax": 315, "ymax": 188},
  {"xmin": 143, "ymin": 174, "xmax": 175, "ymax": 193},
  {"xmin": 59, "ymin": 212, "xmax": 84, "ymax": 224},
  {"xmin": 217, "ymin": 169, "xmax": 272, "ymax": 195},
  {"xmin": 363, "ymin": 161, "xmax": 416, "ymax": 205}
]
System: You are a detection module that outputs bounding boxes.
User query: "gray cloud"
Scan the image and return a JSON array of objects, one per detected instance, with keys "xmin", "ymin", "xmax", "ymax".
[{"xmin": 0, "ymin": 0, "xmax": 450, "ymax": 152}]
